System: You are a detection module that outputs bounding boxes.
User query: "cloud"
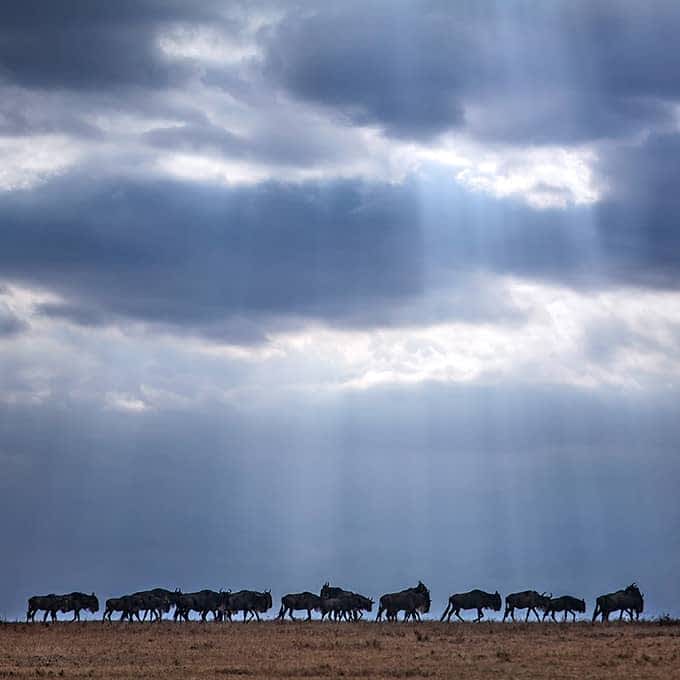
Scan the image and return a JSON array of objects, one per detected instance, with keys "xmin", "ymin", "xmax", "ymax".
[
  {"xmin": 265, "ymin": 2, "xmax": 680, "ymax": 144},
  {"xmin": 0, "ymin": 301, "xmax": 26, "ymax": 337}
]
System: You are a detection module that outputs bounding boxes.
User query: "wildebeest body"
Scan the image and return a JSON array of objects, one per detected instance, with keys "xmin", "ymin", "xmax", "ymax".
[
  {"xmin": 223, "ymin": 590, "xmax": 272, "ymax": 622},
  {"xmin": 592, "ymin": 583, "xmax": 643, "ymax": 622},
  {"xmin": 277, "ymin": 592, "xmax": 321, "ymax": 621},
  {"xmin": 441, "ymin": 589, "xmax": 502, "ymax": 622},
  {"xmin": 542, "ymin": 595, "xmax": 586, "ymax": 622},
  {"xmin": 503, "ymin": 591, "xmax": 551, "ymax": 622},
  {"xmin": 376, "ymin": 582, "xmax": 430, "ymax": 622}
]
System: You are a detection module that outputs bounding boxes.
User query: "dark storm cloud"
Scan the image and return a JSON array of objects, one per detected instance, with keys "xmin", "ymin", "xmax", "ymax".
[
  {"xmin": 3, "ymin": 139, "xmax": 680, "ymax": 342},
  {"xmin": 0, "ymin": 0, "xmax": 222, "ymax": 90},
  {"xmin": 0, "ymin": 173, "xmax": 425, "ymax": 339},
  {"xmin": 594, "ymin": 132, "xmax": 680, "ymax": 287},
  {"xmin": 265, "ymin": 1, "xmax": 680, "ymax": 143},
  {"xmin": 0, "ymin": 303, "xmax": 27, "ymax": 337}
]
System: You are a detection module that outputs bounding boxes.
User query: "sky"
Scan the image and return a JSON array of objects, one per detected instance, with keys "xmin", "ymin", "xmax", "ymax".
[{"xmin": 1, "ymin": 1, "xmax": 679, "ymax": 620}]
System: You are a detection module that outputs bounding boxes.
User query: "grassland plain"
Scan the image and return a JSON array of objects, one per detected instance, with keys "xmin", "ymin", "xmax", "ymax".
[{"xmin": 1, "ymin": 621, "xmax": 679, "ymax": 679}]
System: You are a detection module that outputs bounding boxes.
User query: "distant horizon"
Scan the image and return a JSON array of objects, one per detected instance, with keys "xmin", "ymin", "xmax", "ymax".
[{"xmin": 1, "ymin": 1, "xmax": 678, "ymax": 628}]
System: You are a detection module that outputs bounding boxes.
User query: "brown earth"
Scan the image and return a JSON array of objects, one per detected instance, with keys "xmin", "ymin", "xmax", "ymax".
[{"xmin": 1, "ymin": 620, "xmax": 679, "ymax": 679}]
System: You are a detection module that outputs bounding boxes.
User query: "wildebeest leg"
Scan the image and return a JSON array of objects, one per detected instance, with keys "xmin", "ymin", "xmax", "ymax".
[
  {"xmin": 525, "ymin": 608, "xmax": 530, "ymax": 623},
  {"xmin": 306, "ymin": 609, "xmax": 312, "ymax": 621},
  {"xmin": 503, "ymin": 605, "xmax": 511, "ymax": 622},
  {"xmin": 457, "ymin": 609, "xmax": 466, "ymax": 623},
  {"xmin": 289, "ymin": 609, "xmax": 296, "ymax": 622},
  {"xmin": 242, "ymin": 609, "xmax": 247, "ymax": 623},
  {"xmin": 440, "ymin": 602, "xmax": 451, "ymax": 622}
]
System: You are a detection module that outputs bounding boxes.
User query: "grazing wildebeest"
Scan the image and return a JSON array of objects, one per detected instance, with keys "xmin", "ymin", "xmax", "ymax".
[
  {"xmin": 592, "ymin": 583, "xmax": 643, "ymax": 622},
  {"xmin": 103, "ymin": 596, "xmax": 141, "ymax": 622},
  {"xmin": 542, "ymin": 595, "xmax": 586, "ymax": 622},
  {"xmin": 440, "ymin": 589, "xmax": 502, "ymax": 622},
  {"xmin": 376, "ymin": 581, "xmax": 430, "ymax": 622},
  {"xmin": 277, "ymin": 592, "xmax": 321, "ymax": 621},
  {"xmin": 223, "ymin": 590, "xmax": 272, "ymax": 622},
  {"xmin": 319, "ymin": 584, "xmax": 373, "ymax": 621},
  {"xmin": 503, "ymin": 591, "xmax": 551, "ymax": 622}
]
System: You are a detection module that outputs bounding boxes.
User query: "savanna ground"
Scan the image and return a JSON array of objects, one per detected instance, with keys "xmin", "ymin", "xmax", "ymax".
[{"xmin": 1, "ymin": 620, "xmax": 679, "ymax": 679}]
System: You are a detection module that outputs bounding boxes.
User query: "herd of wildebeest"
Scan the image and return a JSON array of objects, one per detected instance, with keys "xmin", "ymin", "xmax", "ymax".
[{"xmin": 25, "ymin": 582, "xmax": 645, "ymax": 625}]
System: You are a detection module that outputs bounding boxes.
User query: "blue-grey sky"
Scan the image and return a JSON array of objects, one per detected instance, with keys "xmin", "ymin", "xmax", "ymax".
[{"xmin": 1, "ymin": 1, "xmax": 679, "ymax": 620}]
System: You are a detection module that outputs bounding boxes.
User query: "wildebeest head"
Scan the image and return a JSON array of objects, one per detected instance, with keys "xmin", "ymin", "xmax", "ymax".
[
  {"xmin": 576, "ymin": 598, "xmax": 586, "ymax": 613},
  {"xmin": 88, "ymin": 593, "xmax": 99, "ymax": 613},
  {"xmin": 625, "ymin": 583, "xmax": 644, "ymax": 612},
  {"xmin": 264, "ymin": 590, "xmax": 273, "ymax": 610},
  {"xmin": 538, "ymin": 592, "xmax": 552, "ymax": 609},
  {"xmin": 492, "ymin": 591, "xmax": 502, "ymax": 611}
]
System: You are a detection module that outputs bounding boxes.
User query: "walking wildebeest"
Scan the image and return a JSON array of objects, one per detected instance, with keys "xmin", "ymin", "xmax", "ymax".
[
  {"xmin": 376, "ymin": 581, "xmax": 430, "ymax": 622},
  {"xmin": 223, "ymin": 590, "xmax": 272, "ymax": 622},
  {"xmin": 440, "ymin": 589, "xmax": 502, "ymax": 622},
  {"xmin": 27, "ymin": 594, "xmax": 68, "ymax": 622},
  {"xmin": 542, "ymin": 595, "xmax": 586, "ymax": 622},
  {"xmin": 103, "ymin": 595, "xmax": 141, "ymax": 622},
  {"xmin": 503, "ymin": 591, "xmax": 551, "ymax": 622},
  {"xmin": 133, "ymin": 588, "xmax": 181, "ymax": 621},
  {"xmin": 173, "ymin": 590, "xmax": 225, "ymax": 622},
  {"xmin": 319, "ymin": 583, "xmax": 373, "ymax": 621},
  {"xmin": 277, "ymin": 592, "xmax": 321, "ymax": 621},
  {"xmin": 27, "ymin": 593, "xmax": 98, "ymax": 622},
  {"xmin": 592, "ymin": 583, "xmax": 643, "ymax": 622},
  {"xmin": 63, "ymin": 592, "xmax": 99, "ymax": 621}
]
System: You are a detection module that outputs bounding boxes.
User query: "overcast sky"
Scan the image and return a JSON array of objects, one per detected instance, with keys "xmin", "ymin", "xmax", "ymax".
[{"xmin": 1, "ymin": 1, "xmax": 679, "ymax": 620}]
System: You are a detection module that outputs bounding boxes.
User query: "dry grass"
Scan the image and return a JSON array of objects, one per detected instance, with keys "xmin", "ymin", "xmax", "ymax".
[{"xmin": 1, "ymin": 620, "xmax": 679, "ymax": 679}]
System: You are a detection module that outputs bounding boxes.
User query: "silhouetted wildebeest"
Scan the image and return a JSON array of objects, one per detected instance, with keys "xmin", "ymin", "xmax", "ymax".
[
  {"xmin": 277, "ymin": 592, "xmax": 321, "ymax": 621},
  {"xmin": 542, "ymin": 595, "xmax": 586, "ymax": 622},
  {"xmin": 63, "ymin": 592, "xmax": 99, "ymax": 621},
  {"xmin": 27, "ymin": 593, "xmax": 98, "ymax": 622},
  {"xmin": 173, "ymin": 590, "xmax": 225, "ymax": 622},
  {"xmin": 376, "ymin": 581, "xmax": 430, "ymax": 622},
  {"xmin": 503, "ymin": 591, "xmax": 551, "ymax": 622},
  {"xmin": 223, "ymin": 590, "xmax": 272, "ymax": 622},
  {"xmin": 103, "ymin": 596, "xmax": 140, "ymax": 622},
  {"xmin": 27, "ymin": 594, "xmax": 68, "ymax": 622},
  {"xmin": 319, "ymin": 583, "xmax": 373, "ymax": 621},
  {"xmin": 592, "ymin": 583, "xmax": 643, "ymax": 622},
  {"xmin": 440, "ymin": 589, "xmax": 502, "ymax": 622},
  {"xmin": 133, "ymin": 588, "xmax": 181, "ymax": 621}
]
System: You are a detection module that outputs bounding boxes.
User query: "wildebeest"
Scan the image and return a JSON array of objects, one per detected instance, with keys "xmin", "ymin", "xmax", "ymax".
[
  {"xmin": 133, "ymin": 588, "xmax": 181, "ymax": 621},
  {"xmin": 592, "ymin": 583, "xmax": 643, "ymax": 622},
  {"xmin": 319, "ymin": 583, "xmax": 373, "ymax": 621},
  {"xmin": 503, "ymin": 591, "xmax": 551, "ymax": 622},
  {"xmin": 173, "ymin": 590, "xmax": 226, "ymax": 622},
  {"xmin": 376, "ymin": 581, "xmax": 430, "ymax": 622},
  {"xmin": 440, "ymin": 589, "xmax": 502, "ymax": 622},
  {"xmin": 63, "ymin": 592, "xmax": 99, "ymax": 621},
  {"xmin": 27, "ymin": 594, "xmax": 68, "ymax": 622},
  {"xmin": 27, "ymin": 592, "xmax": 98, "ymax": 622},
  {"xmin": 277, "ymin": 592, "xmax": 321, "ymax": 621},
  {"xmin": 103, "ymin": 595, "xmax": 141, "ymax": 622},
  {"xmin": 542, "ymin": 595, "xmax": 586, "ymax": 622},
  {"xmin": 222, "ymin": 590, "xmax": 272, "ymax": 622}
]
